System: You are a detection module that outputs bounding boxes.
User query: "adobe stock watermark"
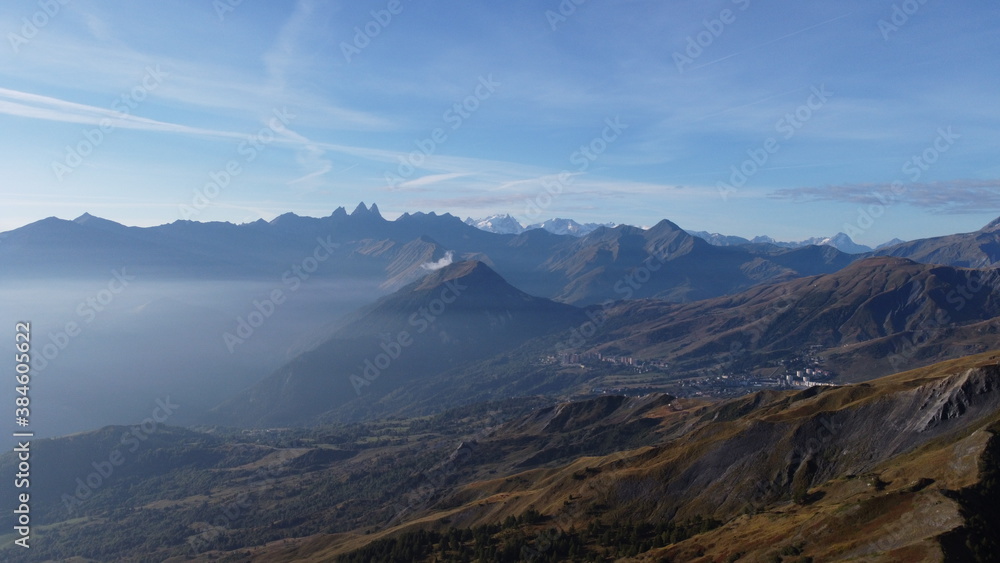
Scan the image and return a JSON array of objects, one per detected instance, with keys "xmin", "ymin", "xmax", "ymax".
[
  {"xmin": 349, "ymin": 276, "xmax": 468, "ymax": 395},
  {"xmin": 51, "ymin": 65, "xmax": 169, "ymax": 182},
  {"xmin": 7, "ymin": 0, "xmax": 71, "ymax": 54},
  {"xmin": 179, "ymin": 107, "xmax": 295, "ymax": 219},
  {"xmin": 556, "ymin": 249, "xmax": 667, "ymax": 353},
  {"xmin": 544, "ymin": 0, "xmax": 588, "ymax": 31},
  {"xmin": 673, "ymin": 0, "xmax": 751, "ymax": 73},
  {"xmin": 521, "ymin": 116, "xmax": 628, "ymax": 223},
  {"xmin": 708, "ymin": 287, "xmax": 799, "ymax": 375},
  {"xmin": 32, "ymin": 268, "xmax": 136, "ymax": 374},
  {"xmin": 213, "ymin": 0, "xmax": 245, "ymax": 22},
  {"xmin": 878, "ymin": 0, "xmax": 932, "ymax": 41},
  {"xmin": 223, "ymin": 234, "xmax": 339, "ymax": 353},
  {"xmin": 519, "ymin": 459, "xmax": 624, "ymax": 561},
  {"xmin": 187, "ymin": 449, "xmax": 296, "ymax": 555},
  {"xmin": 384, "ymin": 74, "xmax": 500, "ymax": 189},
  {"xmin": 886, "ymin": 269, "xmax": 998, "ymax": 372},
  {"xmin": 717, "ymin": 84, "xmax": 833, "ymax": 201},
  {"xmin": 389, "ymin": 415, "xmax": 502, "ymax": 524},
  {"xmin": 841, "ymin": 126, "xmax": 959, "ymax": 240},
  {"xmin": 341, "ymin": 0, "xmax": 405, "ymax": 63},
  {"xmin": 60, "ymin": 396, "xmax": 180, "ymax": 514}
]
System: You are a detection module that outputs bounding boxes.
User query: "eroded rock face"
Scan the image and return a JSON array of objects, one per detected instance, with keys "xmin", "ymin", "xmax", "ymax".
[
  {"xmin": 571, "ymin": 361, "xmax": 1000, "ymax": 525},
  {"xmin": 916, "ymin": 366, "xmax": 1000, "ymax": 430},
  {"xmin": 532, "ymin": 361, "xmax": 998, "ymax": 562}
]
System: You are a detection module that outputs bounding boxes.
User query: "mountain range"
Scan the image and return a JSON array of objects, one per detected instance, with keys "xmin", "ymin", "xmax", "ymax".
[
  {"xmin": 8, "ymin": 205, "xmax": 998, "ymax": 299},
  {"xmin": 3, "ymin": 205, "xmax": 1000, "ymax": 560},
  {"xmin": 466, "ymin": 213, "xmax": 884, "ymax": 254},
  {"xmin": 0, "ymin": 203, "xmax": 859, "ymax": 306},
  {"xmin": 4, "ymin": 206, "xmax": 1000, "ymax": 435},
  {"xmin": 686, "ymin": 230, "xmax": 879, "ymax": 254}
]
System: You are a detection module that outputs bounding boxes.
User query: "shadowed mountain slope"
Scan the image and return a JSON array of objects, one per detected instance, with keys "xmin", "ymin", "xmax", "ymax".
[
  {"xmin": 586, "ymin": 257, "xmax": 1000, "ymax": 379},
  {"xmin": 208, "ymin": 261, "xmax": 586, "ymax": 426},
  {"xmin": 873, "ymin": 215, "xmax": 1000, "ymax": 267}
]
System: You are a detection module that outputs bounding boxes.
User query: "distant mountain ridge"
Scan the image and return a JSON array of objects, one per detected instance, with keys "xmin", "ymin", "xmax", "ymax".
[
  {"xmin": 687, "ymin": 229, "xmax": 877, "ymax": 254},
  {"xmin": 464, "ymin": 214, "xmax": 616, "ymax": 236},
  {"xmin": 0, "ymin": 203, "xmax": 857, "ymax": 306},
  {"xmin": 872, "ymin": 216, "xmax": 1000, "ymax": 267},
  {"xmin": 6, "ymin": 205, "xmax": 995, "ymax": 307}
]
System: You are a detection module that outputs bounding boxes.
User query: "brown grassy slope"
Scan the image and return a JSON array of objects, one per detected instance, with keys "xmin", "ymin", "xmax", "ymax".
[{"xmin": 239, "ymin": 351, "xmax": 1000, "ymax": 562}]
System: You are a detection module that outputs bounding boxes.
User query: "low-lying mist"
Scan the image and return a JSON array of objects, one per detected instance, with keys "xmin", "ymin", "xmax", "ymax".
[{"xmin": 0, "ymin": 276, "xmax": 385, "ymax": 446}]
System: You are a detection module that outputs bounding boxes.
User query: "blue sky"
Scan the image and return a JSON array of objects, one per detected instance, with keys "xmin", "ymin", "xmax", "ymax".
[{"xmin": 1, "ymin": 0, "xmax": 998, "ymax": 245}]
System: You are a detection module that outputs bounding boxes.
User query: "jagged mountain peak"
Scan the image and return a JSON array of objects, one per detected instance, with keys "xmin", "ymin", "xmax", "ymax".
[
  {"xmin": 465, "ymin": 214, "xmax": 525, "ymax": 235},
  {"xmin": 345, "ymin": 202, "xmax": 386, "ymax": 222},
  {"xmin": 824, "ymin": 232, "xmax": 872, "ymax": 254}
]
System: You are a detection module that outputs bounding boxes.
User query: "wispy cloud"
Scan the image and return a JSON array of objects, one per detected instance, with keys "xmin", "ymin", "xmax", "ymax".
[
  {"xmin": 397, "ymin": 172, "xmax": 472, "ymax": 189},
  {"xmin": 691, "ymin": 12, "xmax": 854, "ymax": 72},
  {"xmin": 0, "ymin": 86, "xmax": 243, "ymax": 140},
  {"xmin": 770, "ymin": 180, "xmax": 1000, "ymax": 214}
]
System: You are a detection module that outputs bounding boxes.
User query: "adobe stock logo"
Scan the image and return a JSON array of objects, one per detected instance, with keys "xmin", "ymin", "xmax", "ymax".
[
  {"xmin": 60, "ymin": 397, "xmax": 180, "ymax": 514},
  {"xmin": 6, "ymin": 0, "xmax": 71, "ymax": 54},
  {"xmin": 179, "ymin": 107, "xmax": 295, "ymax": 219},
  {"xmin": 350, "ymin": 277, "xmax": 467, "ymax": 395},
  {"xmin": 51, "ymin": 66, "xmax": 169, "ymax": 182},
  {"xmin": 340, "ymin": 0, "xmax": 406, "ymax": 63},
  {"xmin": 878, "ymin": 0, "xmax": 932, "ymax": 41},
  {"xmin": 384, "ymin": 75, "xmax": 500, "ymax": 189},
  {"xmin": 223, "ymin": 235, "xmax": 338, "ymax": 353},
  {"xmin": 840, "ymin": 126, "xmax": 959, "ymax": 240},
  {"xmin": 521, "ymin": 116, "xmax": 628, "ymax": 223},
  {"xmin": 33, "ymin": 269, "xmax": 136, "ymax": 374},
  {"xmin": 717, "ymin": 85, "xmax": 832, "ymax": 201},
  {"xmin": 673, "ymin": 0, "xmax": 751, "ymax": 73},
  {"xmin": 545, "ymin": 0, "xmax": 588, "ymax": 31}
]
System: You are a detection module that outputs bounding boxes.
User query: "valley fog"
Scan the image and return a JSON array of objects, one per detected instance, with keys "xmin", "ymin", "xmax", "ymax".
[{"xmin": 0, "ymin": 277, "xmax": 385, "ymax": 445}]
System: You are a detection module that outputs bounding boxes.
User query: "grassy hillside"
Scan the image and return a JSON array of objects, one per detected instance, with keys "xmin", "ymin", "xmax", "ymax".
[{"xmin": 3, "ymin": 352, "xmax": 998, "ymax": 562}]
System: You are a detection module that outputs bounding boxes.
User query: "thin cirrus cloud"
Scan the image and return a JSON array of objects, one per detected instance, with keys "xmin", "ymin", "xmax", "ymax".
[
  {"xmin": 0, "ymin": 86, "xmax": 245, "ymax": 140},
  {"xmin": 0, "ymin": 84, "xmax": 376, "ymax": 183},
  {"xmin": 396, "ymin": 173, "xmax": 474, "ymax": 190},
  {"xmin": 769, "ymin": 180, "xmax": 1000, "ymax": 214}
]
